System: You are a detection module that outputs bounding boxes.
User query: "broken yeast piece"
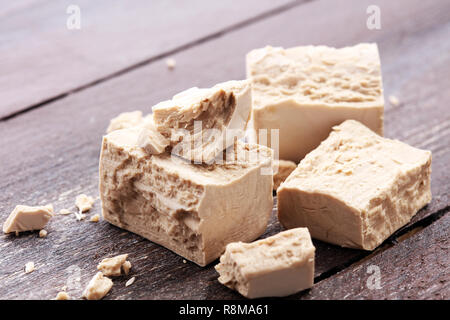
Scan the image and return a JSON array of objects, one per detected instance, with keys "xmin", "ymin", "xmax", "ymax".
[
  {"xmin": 137, "ymin": 115, "xmax": 169, "ymax": 155},
  {"xmin": 97, "ymin": 254, "xmax": 131, "ymax": 277},
  {"xmin": 24, "ymin": 261, "xmax": 35, "ymax": 274},
  {"xmin": 247, "ymin": 43, "xmax": 384, "ymax": 162},
  {"xmin": 99, "ymin": 127, "xmax": 273, "ymax": 266},
  {"xmin": 59, "ymin": 209, "xmax": 71, "ymax": 215},
  {"xmin": 75, "ymin": 194, "xmax": 95, "ymax": 213},
  {"xmin": 3, "ymin": 204, "xmax": 53, "ymax": 234},
  {"xmin": 55, "ymin": 292, "xmax": 70, "ymax": 300},
  {"xmin": 82, "ymin": 272, "xmax": 113, "ymax": 300},
  {"xmin": 273, "ymin": 160, "xmax": 297, "ymax": 191},
  {"xmin": 122, "ymin": 261, "xmax": 131, "ymax": 275},
  {"xmin": 106, "ymin": 112, "xmax": 169, "ymax": 155},
  {"xmin": 39, "ymin": 229, "xmax": 48, "ymax": 238},
  {"xmin": 278, "ymin": 120, "xmax": 432, "ymax": 250},
  {"xmin": 215, "ymin": 228, "xmax": 315, "ymax": 298},
  {"xmin": 125, "ymin": 276, "xmax": 136, "ymax": 287},
  {"xmin": 152, "ymin": 80, "xmax": 251, "ymax": 163},
  {"xmin": 166, "ymin": 58, "xmax": 176, "ymax": 69}
]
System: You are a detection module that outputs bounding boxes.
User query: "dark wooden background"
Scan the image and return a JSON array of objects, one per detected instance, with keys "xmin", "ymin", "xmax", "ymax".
[{"xmin": 0, "ymin": 0, "xmax": 448, "ymax": 300}]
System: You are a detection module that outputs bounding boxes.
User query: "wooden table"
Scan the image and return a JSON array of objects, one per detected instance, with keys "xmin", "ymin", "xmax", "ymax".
[{"xmin": 0, "ymin": 0, "xmax": 448, "ymax": 300}]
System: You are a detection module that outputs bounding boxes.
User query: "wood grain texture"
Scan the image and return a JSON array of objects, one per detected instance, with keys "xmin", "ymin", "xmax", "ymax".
[
  {"xmin": 297, "ymin": 212, "xmax": 450, "ymax": 300},
  {"xmin": 0, "ymin": 205, "xmax": 366, "ymax": 300},
  {"xmin": 0, "ymin": 0, "xmax": 296, "ymax": 119},
  {"xmin": 0, "ymin": 0, "xmax": 449, "ymax": 299}
]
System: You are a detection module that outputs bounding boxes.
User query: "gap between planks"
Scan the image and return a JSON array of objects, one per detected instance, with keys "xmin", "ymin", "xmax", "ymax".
[
  {"xmin": 0, "ymin": 0, "xmax": 309, "ymax": 122},
  {"xmin": 312, "ymin": 205, "xmax": 450, "ymax": 285}
]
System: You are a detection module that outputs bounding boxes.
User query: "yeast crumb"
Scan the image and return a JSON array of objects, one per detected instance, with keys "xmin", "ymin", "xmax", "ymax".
[
  {"xmin": 55, "ymin": 292, "xmax": 70, "ymax": 300},
  {"xmin": 125, "ymin": 276, "xmax": 136, "ymax": 287},
  {"xmin": 166, "ymin": 58, "xmax": 176, "ymax": 69},
  {"xmin": 59, "ymin": 209, "xmax": 71, "ymax": 215},
  {"xmin": 122, "ymin": 260, "xmax": 131, "ymax": 275},
  {"xmin": 388, "ymin": 95, "xmax": 400, "ymax": 106},
  {"xmin": 82, "ymin": 272, "xmax": 113, "ymax": 300},
  {"xmin": 97, "ymin": 254, "xmax": 131, "ymax": 277},
  {"xmin": 75, "ymin": 194, "xmax": 95, "ymax": 213},
  {"xmin": 25, "ymin": 261, "xmax": 35, "ymax": 274}
]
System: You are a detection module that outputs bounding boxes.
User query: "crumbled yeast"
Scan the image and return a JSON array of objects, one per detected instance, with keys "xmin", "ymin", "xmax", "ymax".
[
  {"xmin": 55, "ymin": 292, "xmax": 70, "ymax": 300},
  {"xmin": 97, "ymin": 254, "xmax": 131, "ymax": 277},
  {"xmin": 75, "ymin": 194, "xmax": 95, "ymax": 213},
  {"xmin": 3, "ymin": 204, "xmax": 53, "ymax": 234},
  {"xmin": 388, "ymin": 95, "xmax": 400, "ymax": 106},
  {"xmin": 125, "ymin": 277, "xmax": 136, "ymax": 287},
  {"xmin": 59, "ymin": 209, "xmax": 71, "ymax": 215},
  {"xmin": 166, "ymin": 58, "xmax": 176, "ymax": 69},
  {"xmin": 82, "ymin": 272, "xmax": 113, "ymax": 300},
  {"xmin": 25, "ymin": 261, "xmax": 35, "ymax": 274}
]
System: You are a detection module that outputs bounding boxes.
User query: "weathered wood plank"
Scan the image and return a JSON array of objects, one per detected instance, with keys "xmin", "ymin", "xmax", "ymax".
[
  {"xmin": 0, "ymin": 0, "xmax": 296, "ymax": 119},
  {"xmin": 298, "ymin": 212, "xmax": 450, "ymax": 300},
  {"xmin": 0, "ymin": 207, "xmax": 366, "ymax": 300},
  {"xmin": 0, "ymin": 0, "xmax": 449, "ymax": 299}
]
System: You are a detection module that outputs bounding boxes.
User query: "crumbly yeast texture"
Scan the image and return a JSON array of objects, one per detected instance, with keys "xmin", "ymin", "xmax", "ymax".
[
  {"xmin": 151, "ymin": 80, "xmax": 252, "ymax": 163},
  {"xmin": 82, "ymin": 272, "xmax": 113, "ymax": 300},
  {"xmin": 247, "ymin": 43, "xmax": 384, "ymax": 162},
  {"xmin": 99, "ymin": 127, "xmax": 273, "ymax": 266},
  {"xmin": 273, "ymin": 160, "xmax": 297, "ymax": 191},
  {"xmin": 75, "ymin": 194, "xmax": 95, "ymax": 212},
  {"xmin": 215, "ymin": 228, "xmax": 315, "ymax": 298},
  {"xmin": 105, "ymin": 112, "xmax": 169, "ymax": 155},
  {"xmin": 97, "ymin": 254, "xmax": 131, "ymax": 277},
  {"xmin": 55, "ymin": 292, "xmax": 70, "ymax": 300},
  {"xmin": 3, "ymin": 204, "xmax": 53, "ymax": 233},
  {"xmin": 137, "ymin": 115, "xmax": 170, "ymax": 155},
  {"xmin": 278, "ymin": 120, "xmax": 432, "ymax": 250}
]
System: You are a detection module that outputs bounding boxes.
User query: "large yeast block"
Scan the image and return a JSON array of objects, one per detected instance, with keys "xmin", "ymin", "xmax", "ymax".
[
  {"xmin": 247, "ymin": 44, "xmax": 384, "ymax": 162},
  {"xmin": 99, "ymin": 127, "xmax": 273, "ymax": 266},
  {"xmin": 278, "ymin": 120, "xmax": 432, "ymax": 250}
]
